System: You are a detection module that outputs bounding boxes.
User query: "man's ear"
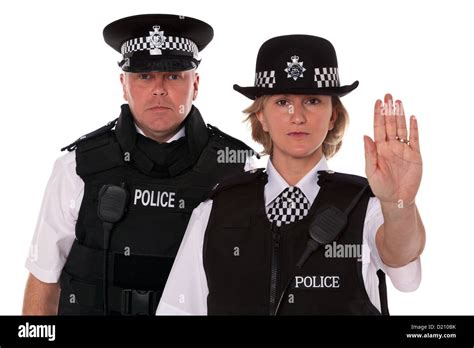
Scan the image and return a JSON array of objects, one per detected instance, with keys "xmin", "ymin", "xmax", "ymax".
[
  {"xmin": 120, "ymin": 73, "xmax": 128, "ymax": 101},
  {"xmin": 193, "ymin": 72, "xmax": 200, "ymax": 100}
]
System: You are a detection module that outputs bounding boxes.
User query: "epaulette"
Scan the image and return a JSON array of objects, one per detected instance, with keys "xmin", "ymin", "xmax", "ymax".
[
  {"xmin": 60, "ymin": 118, "xmax": 118, "ymax": 152},
  {"xmin": 317, "ymin": 170, "xmax": 374, "ymax": 196},
  {"xmin": 207, "ymin": 123, "xmax": 260, "ymax": 159},
  {"xmin": 209, "ymin": 168, "xmax": 266, "ymax": 199}
]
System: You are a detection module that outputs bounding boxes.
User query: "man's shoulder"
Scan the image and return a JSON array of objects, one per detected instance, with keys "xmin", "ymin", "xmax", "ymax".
[
  {"xmin": 50, "ymin": 150, "xmax": 78, "ymax": 175},
  {"xmin": 61, "ymin": 118, "xmax": 118, "ymax": 152},
  {"xmin": 207, "ymin": 123, "xmax": 256, "ymax": 152}
]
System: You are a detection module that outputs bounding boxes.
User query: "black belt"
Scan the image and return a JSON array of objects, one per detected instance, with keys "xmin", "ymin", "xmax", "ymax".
[
  {"xmin": 60, "ymin": 271, "xmax": 161, "ymax": 316},
  {"xmin": 61, "ymin": 241, "xmax": 173, "ymax": 315},
  {"xmin": 109, "ymin": 286, "xmax": 162, "ymax": 315}
]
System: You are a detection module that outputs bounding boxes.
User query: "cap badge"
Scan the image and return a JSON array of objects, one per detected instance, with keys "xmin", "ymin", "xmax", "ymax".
[
  {"xmin": 285, "ymin": 55, "xmax": 306, "ymax": 81},
  {"xmin": 148, "ymin": 25, "xmax": 165, "ymax": 55}
]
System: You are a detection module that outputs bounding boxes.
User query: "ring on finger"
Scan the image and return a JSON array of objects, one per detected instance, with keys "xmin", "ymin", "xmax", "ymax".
[{"xmin": 395, "ymin": 136, "xmax": 410, "ymax": 145}]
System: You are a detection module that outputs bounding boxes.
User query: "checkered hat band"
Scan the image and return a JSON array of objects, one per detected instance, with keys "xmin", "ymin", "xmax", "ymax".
[
  {"xmin": 314, "ymin": 67, "xmax": 340, "ymax": 88},
  {"xmin": 255, "ymin": 70, "xmax": 276, "ymax": 88},
  {"xmin": 121, "ymin": 36, "xmax": 199, "ymax": 57},
  {"xmin": 267, "ymin": 186, "xmax": 310, "ymax": 227}
]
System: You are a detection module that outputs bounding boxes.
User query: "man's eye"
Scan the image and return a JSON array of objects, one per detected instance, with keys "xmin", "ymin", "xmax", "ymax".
[
  {"xmin": 168, "ymin": 74, "xmax": 180, "ymax": 80},
  {"xmin": 138, "ymin": 74, "xmax": 151, "ymax": 80}
]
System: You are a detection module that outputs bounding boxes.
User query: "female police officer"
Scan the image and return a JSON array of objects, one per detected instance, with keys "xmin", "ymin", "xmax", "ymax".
[{"xmin": 157, "ymin": 35, "xmax": 425, "ymax": 315}]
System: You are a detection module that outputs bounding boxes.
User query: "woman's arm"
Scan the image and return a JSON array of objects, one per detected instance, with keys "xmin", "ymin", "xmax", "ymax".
[
  {"xmin": 376, "ymin": 202, "xmax": 425, "ymax": 267},
  {"xmin": 364, "ymin": 93, "xmax": 425, "ymax": 267}
]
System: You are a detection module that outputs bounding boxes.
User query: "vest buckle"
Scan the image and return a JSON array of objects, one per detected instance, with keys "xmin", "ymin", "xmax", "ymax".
[{"xmin": 121, "ymin": 289, "xmax": 156, "ymax": 315}]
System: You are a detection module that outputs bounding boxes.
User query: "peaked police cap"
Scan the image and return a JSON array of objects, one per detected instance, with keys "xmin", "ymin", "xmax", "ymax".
[{"xmin": 103, "ymin": 14, "xmax": 213, "ymax": 72}]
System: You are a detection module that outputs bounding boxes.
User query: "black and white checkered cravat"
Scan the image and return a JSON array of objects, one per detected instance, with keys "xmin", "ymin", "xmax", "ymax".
[{"xmin": 267, "ymin": 186, "xmax": 310, "ymax": 227}]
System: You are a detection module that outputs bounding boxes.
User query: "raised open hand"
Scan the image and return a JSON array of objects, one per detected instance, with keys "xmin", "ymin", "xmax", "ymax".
[{"xmin": 364, "ymin": 94, "xmax": 423, "ymax": 206}]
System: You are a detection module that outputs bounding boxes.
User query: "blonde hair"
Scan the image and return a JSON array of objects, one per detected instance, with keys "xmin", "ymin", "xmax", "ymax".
[{"xmin": 244, "ymin": 95, "xmax": 349, "ymax": 159}]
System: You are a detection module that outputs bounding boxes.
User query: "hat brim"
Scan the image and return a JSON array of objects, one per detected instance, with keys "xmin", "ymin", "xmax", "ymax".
[
  {"xmin": 122, "ymin": 56, "xmax": 199, "ymax": 72},
  {"xmin": 233, "ymin": 80, "xmax": 359, "ymax": 100}
]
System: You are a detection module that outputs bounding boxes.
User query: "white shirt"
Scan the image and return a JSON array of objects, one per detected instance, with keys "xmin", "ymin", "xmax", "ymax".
[
  {"xmin": 156, "ymin": 156, "xmax": 422, "ymax": 315},
  {"xmin": 25, "ymin": 123, "xmax": 186, "ymax": 283}
]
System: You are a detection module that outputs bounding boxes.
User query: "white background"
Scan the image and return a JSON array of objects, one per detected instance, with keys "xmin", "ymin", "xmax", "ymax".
[{"xmin": 0, "ymin": 0, "xmax": 472, "ymax": 315}]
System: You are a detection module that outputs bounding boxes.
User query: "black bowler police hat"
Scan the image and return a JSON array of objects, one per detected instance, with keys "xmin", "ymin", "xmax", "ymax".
[
  {"xmin": 103, "ymin": 14, "xmax": 214, "ymax": 72},
  {"xmin": 234, "ymin": 35, "xmax": 358, "ymax": 99}
]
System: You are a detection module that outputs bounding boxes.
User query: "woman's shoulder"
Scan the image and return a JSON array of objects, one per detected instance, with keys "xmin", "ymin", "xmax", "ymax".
[
  {"xmin": 317, "ymin": 170, "xmax": 375, "ymax": 199},
  {"xmin": 317, "ymin": 170, "xmax": 369, "ymax": 187},
  {"xmin": 208, "ymin": 168, "xmax": 267, "ymax": 199}
]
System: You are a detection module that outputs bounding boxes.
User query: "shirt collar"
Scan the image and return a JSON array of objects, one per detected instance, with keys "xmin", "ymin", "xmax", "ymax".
[
  {"xmin": 265, "ymin": 156, "xmax": 329, "ymax": 207},
  {"xmin": 134, "ymin": 123, "xmax": 186, "ymax": 143}
]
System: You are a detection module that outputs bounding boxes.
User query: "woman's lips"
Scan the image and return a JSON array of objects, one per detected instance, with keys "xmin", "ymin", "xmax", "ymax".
[{"xmin": 288, "ymin": 132, "xmax": 309, "ymax": 138}]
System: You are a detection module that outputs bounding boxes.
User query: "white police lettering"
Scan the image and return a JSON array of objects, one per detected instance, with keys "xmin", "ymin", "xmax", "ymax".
[
  {"xmin": 133, "ymin": 189, "xmax": 176, "ymax": 208},
  {"xmin": 294, "ymin": 276, "xmax": 340, "ymax": 289}
]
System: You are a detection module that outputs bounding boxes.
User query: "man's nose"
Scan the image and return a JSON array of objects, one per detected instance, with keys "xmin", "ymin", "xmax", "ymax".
[{"xmin": 152, "ymin": 78, "xmax": 167, "ymax": 96}]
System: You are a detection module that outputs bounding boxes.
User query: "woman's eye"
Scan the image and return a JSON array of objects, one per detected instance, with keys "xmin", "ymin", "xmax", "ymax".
[
  {"xmin": 276, "ymin": 100, "xmax": 289, "ymax": 106},
  {"xmin": 306, "ymin": 98, "xmax": 321, "ymax": 105}
]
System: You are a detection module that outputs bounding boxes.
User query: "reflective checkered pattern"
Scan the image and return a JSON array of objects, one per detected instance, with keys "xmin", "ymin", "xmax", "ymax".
[
  {"xmin": 255, "ymin": 70, "xmax": 276, "ymax": 88},
  {"xmin": 314, "ymin": 67, "xmax": 340, "ymax": 88},
  {"xmin": 121, "ymin": 36, "xmax": 199, "ymax": 58},
  {"xmin": 267, "ymin": 186, "xmax": 310, "ymax": 227}
]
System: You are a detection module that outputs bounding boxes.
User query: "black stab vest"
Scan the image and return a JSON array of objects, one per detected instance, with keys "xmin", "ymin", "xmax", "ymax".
[
  {"xmin": 203, "ymin": 169, "xmax": 389, "ymax": 315},
  {"xmin": 58, "ymin": 104, "xmax": 253, "ymax": 315}
]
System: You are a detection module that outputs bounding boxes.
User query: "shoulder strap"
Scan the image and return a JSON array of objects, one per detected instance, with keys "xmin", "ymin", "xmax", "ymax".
[
  {"xmin": 61, "ymin": 118, "xmax": 118, "ymax": 152},
  {"xmin": 208, "ymin": 168, "xmax": 266, "ymax": 199},
  {"xmin": 317, "ymin": 170, "xmax": 375, "ymax": 197},
  {"xmin": 63, "ymin": 120, "xmax": 125, "ymax": 177}
]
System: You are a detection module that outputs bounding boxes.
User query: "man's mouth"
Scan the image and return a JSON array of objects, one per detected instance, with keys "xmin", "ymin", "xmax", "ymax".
[{"xmin": 148, "ymin": 105, "xmax": 171, "ymax": 111}]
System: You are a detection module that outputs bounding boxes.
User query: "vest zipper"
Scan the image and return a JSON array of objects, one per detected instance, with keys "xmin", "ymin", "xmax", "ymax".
[{"xmin": 269, "ymin": 224, "xmax": 281, "ymax": 315}]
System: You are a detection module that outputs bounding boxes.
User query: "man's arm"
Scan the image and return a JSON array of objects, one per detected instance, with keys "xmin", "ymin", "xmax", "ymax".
[
  {"xmin": 23, "ymin": 152, "xmax": 82, "ymax": 314},
  {"xmin": 22, "ymin": 273, "xmax": 60, "ymax": 315}
]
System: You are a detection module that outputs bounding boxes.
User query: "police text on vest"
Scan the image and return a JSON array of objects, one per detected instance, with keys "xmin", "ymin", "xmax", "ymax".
[
  {"xmin": 133, "ymin": 189, "xmax": 176, "ymax": 208},
  {"xmin": 294, "ymin": 276, "xmax": 340, "ymax": 288},
  {"xmin": 18, "ymin": 322, "xmax": 56, "ymax": 341}
]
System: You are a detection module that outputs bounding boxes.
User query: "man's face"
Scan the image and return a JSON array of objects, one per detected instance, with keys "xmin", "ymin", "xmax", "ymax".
[{"xmin": 120, "ymin": 70, "xmax": 199, "ymax": 142}]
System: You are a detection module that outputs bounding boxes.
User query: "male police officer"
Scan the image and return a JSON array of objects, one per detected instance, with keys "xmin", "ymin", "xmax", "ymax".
[{"xmin": 22, "ymin": 14, "xmax": 253, "ymax": 315}]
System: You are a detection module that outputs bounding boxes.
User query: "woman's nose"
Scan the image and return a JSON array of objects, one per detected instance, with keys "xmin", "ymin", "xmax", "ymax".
[{"xmin": 289, "ymin": 104, "xmax": 306, "ymax": 124}]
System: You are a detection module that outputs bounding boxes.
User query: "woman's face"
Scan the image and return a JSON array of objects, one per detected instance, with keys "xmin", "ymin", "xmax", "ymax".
[{"xmin": 256, "ymin": 94, "xmax": 336, "ymax": 160}]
